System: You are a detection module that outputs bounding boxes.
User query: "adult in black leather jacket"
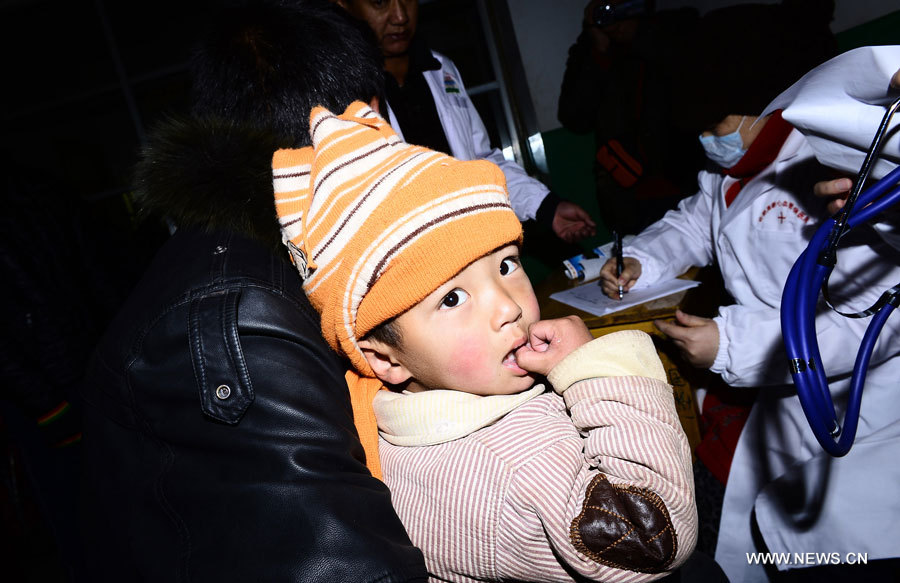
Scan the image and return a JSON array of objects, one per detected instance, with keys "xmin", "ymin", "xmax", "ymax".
[{"xmin": 80, "ymin": 2, "xmax": 426, "ymax": 581}]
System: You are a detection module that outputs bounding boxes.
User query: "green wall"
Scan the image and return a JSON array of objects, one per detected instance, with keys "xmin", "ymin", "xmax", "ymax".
[
  {"xmin": 835, "ymin": 9, "xmax": 900, "ymax": 52},
  {"xmin": 521, "ymin": 127, "xmax": 611, "ymax": 286}
]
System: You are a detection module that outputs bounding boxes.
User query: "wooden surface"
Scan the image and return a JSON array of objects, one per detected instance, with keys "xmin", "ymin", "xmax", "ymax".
[{"xmin": 536, "ymin": 267, "xmax": 713, "ymax": 454}]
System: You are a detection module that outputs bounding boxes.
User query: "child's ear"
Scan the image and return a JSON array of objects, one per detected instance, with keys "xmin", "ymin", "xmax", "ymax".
[{"xmin": 358, "ymin": 338, "xmax": 412, "ymax": 386}]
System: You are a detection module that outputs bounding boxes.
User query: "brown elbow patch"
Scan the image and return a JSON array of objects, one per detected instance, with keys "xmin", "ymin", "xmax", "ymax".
[{"xmin": 570, "ymin": 473, "xmax": 676, "ymax": 573}]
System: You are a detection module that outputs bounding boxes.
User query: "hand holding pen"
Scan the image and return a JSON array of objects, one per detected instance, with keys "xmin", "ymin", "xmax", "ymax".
[{"xmin": 599, "ymin": 242, "xmax": 643, "ymax": 300}]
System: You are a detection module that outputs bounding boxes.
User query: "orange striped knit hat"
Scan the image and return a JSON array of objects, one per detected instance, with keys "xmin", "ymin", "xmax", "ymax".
[{"xmin": 272, "ymin": 101, "xmax": 522, "ymax": 476}]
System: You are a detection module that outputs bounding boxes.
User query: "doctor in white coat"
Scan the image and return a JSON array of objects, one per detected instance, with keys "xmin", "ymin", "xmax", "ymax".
[
  {"xmin": 337, "ymin": 0, "xmax": 597, "ymax": 243},
  {"xmin": 600, "ymin": 46, "xmax": 900, "ymax": 582}
]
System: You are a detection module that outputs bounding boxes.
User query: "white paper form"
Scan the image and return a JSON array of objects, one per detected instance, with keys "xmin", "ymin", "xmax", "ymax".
[{"xmin": 550, "ymin": 278, "xmax": 701, "ymax": 318}]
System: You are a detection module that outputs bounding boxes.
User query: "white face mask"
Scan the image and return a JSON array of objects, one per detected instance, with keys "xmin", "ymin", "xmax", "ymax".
[{"xmin": 699, "ymin": 116, "xmax": 747, "ymax": 169}]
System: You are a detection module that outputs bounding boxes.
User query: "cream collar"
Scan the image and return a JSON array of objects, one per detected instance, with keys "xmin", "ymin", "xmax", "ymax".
[{"xmin": 373, "ymin": 384, "xmax": 546, "ymax": 446}]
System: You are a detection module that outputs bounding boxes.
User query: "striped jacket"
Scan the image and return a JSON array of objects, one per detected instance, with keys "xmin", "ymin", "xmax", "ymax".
[{"xmin": 375, "ymin": 330, "xmax": 698, "ymax": 582}]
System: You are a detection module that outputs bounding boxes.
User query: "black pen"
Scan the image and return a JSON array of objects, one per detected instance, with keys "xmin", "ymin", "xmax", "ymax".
[{"xmin": 614, "ymin": 230, "xmax": 624, "ymax": 299}]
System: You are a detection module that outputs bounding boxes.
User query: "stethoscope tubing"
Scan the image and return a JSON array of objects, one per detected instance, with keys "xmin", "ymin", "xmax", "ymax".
[{"xmin": 781, "ymin": 166, "xmax": 900, "ymax": 456}]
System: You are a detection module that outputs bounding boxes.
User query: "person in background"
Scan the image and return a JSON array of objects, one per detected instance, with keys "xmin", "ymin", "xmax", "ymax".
[
  {"xmin": 79, "ymin": 1, "xmax": 427, "ymax": 581},
  {"xmin": 558, "ymin": 0, "xmax": 705, "ymax": 236},
  {"xmin": 273, "ymin": 101, "xmax": 697, "ymax": 582},
  {"xmin": 600, "ymin": 36, "xmax": 900, "ymax": 583},
  {"xmin": 336, "ymin": 0, "xmax": 597, "ymax": 244}
]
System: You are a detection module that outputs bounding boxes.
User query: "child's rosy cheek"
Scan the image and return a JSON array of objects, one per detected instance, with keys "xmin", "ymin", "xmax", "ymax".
[{"xmin": 447, "ymin": 338, "xmax": 491, "ymax": 382}]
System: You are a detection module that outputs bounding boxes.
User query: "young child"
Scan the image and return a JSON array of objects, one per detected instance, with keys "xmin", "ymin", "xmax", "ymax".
[{"xmin": 273, "ymin": 102, "xmax": 697, "ymax": 582}]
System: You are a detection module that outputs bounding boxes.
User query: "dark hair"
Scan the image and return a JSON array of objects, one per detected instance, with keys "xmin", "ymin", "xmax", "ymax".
[
  {"xmin": 189, "ymin": 0, "xmax": 384, "ymax": 146},
  {"xmin": 673, "ymin": 0, "xmax": 837, "ymax": 132},
  {"xmin": 365, "ymin": 317, "xmax": 403, "ymax": 349}
]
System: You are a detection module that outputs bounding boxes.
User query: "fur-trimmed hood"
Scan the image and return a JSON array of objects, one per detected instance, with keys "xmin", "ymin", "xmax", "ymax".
[{"xmin": 133, "ymin": 116, "xmax": 292, "ymax": 251}]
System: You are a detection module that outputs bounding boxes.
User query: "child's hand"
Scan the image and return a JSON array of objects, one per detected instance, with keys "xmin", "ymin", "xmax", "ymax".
[{"xmin": 515, "ymin": 316, "xmax": 593, "ymax": 376}]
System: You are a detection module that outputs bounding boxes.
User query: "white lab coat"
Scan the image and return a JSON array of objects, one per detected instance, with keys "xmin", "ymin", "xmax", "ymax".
[
  {"xmin": 764, "ymin": 45, "xmax": 900, "ymax": 254},
  {"xmin": 625, "ymin": 126, "xmax": 900, "ymax": 581},
  {"xmin": 383, "ymin": 51, "xmax": 549, "ymax": 222}
]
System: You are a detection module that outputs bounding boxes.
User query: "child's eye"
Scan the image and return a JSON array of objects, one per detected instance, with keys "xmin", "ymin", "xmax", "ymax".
[
  {"xmin": 439, "ymin": 289, "xmax": 469, "ymax": 310},
  {"xmin": 499, "ymin": 256, "xmax": 520, "ymax": 276}
]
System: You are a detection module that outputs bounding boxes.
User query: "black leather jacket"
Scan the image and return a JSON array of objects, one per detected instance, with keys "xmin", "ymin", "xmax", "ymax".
[{"xmin": 80, "ymin": 118, "xmax": 427, "ymax": 582}]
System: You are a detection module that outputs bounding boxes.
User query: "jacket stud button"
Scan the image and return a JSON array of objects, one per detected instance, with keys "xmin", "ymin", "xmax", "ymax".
[
  {"xmin": 214, "ymin": 245, "xmax": 227, "ymax": 255},
  {"xmin": 215, "ymin": 385, "xmax": 232, "ymax": 400}
]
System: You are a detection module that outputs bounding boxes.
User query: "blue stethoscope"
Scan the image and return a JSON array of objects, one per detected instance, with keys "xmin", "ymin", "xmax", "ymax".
[{"xmin": 781, "ymin": 94, "xmax": 900, "ymax": 457}]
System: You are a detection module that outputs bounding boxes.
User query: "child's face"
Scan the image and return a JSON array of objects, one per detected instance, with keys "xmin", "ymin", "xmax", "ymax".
[{"xmin": 392, "ymin": 244, "xmax": 540, "ymax": 395}]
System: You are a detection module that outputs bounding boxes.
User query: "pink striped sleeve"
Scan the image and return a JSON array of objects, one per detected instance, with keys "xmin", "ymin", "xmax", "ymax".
[
  {"xmin": 567, "ymin": 376, "xmax": 697, "ymax": 574},
  {"xmin": 380, "ymin": 382, "xmax": 696, "ymax": 582},
  {"xmin": 492, "ymin": 378, "xmax": 696, "ymax": 582}
]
